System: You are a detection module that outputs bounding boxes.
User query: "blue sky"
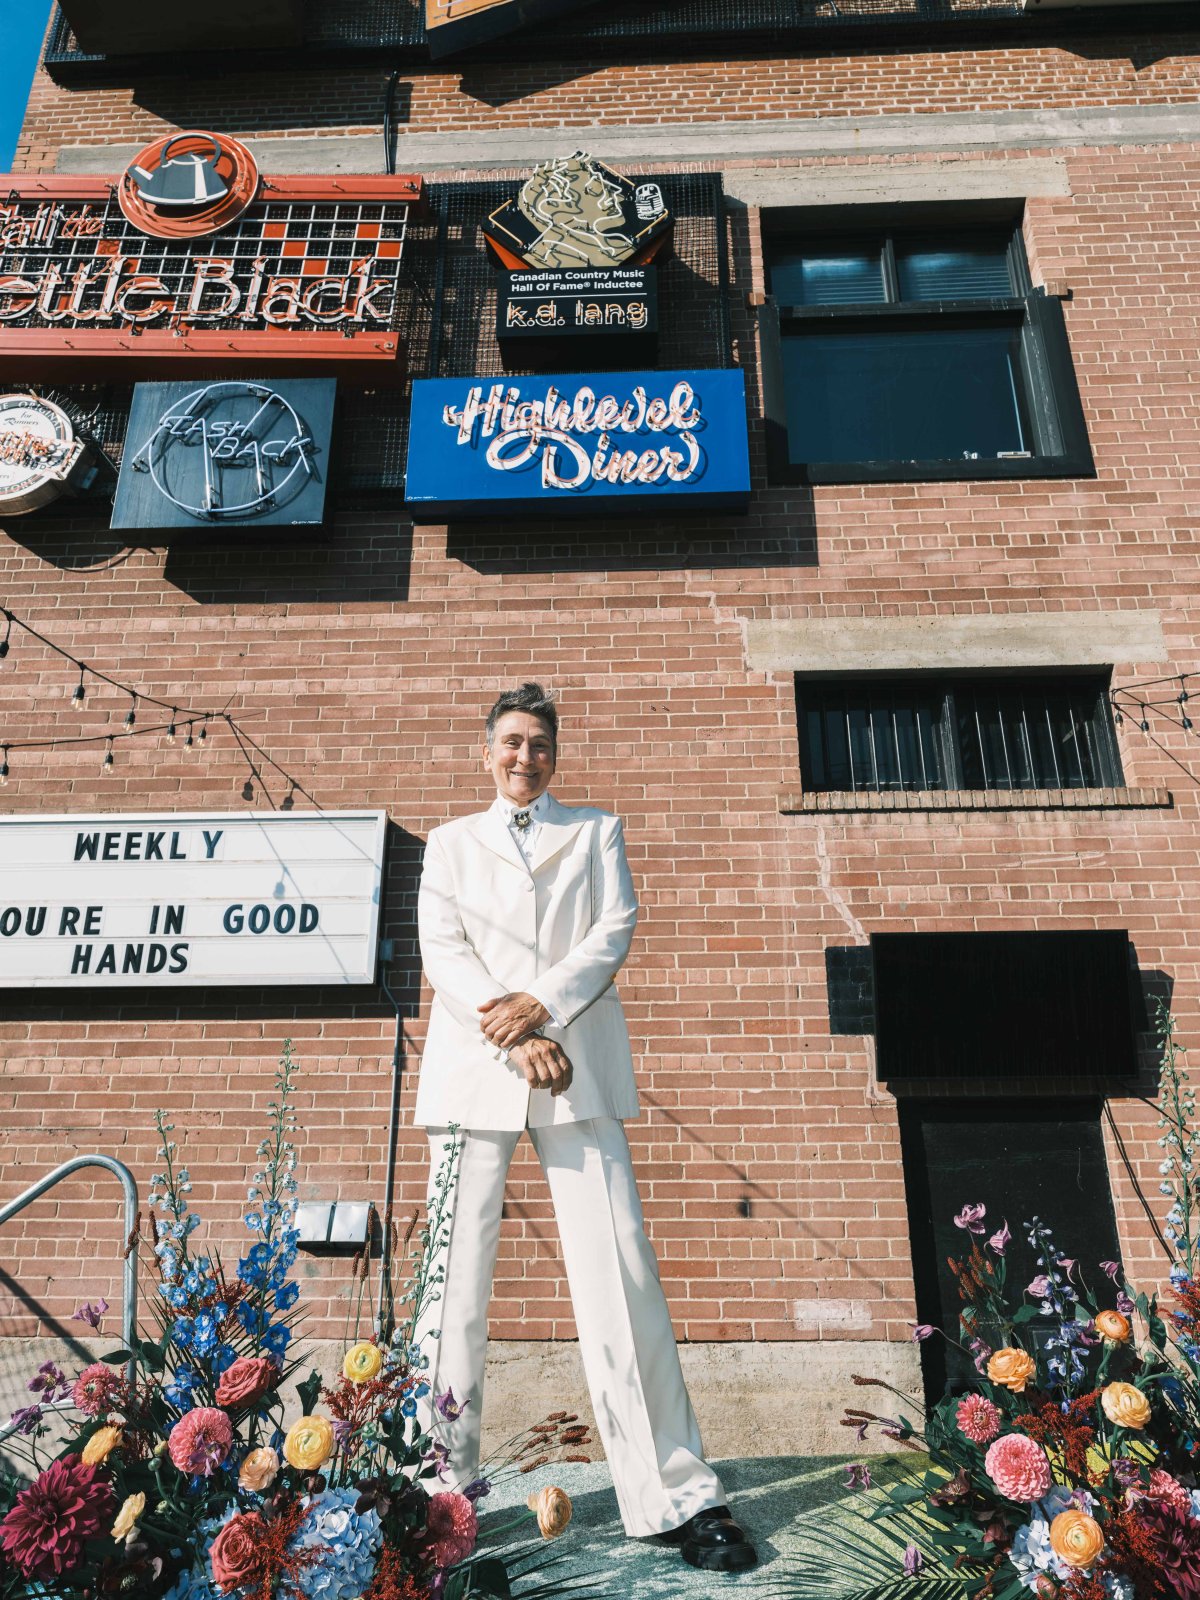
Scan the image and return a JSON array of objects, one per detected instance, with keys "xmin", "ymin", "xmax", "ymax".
[{"xmin": 0, "ymin": 0, "xmax": 53, "ymax": 169}]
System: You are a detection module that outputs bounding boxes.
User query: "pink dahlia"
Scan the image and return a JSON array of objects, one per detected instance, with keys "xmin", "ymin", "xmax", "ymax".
[
  {"xmin": 1129, "ymin": 1469, "xmax": 1193, "ymax": 1516},
  {"xmin": 168, "ymin": 1405, "xmax": 234, "ymax": 1476},
  {"xmin": 424, "ymin": 1491, "xmax": 478, "ymax": 1567},
  {"xmin": 0, "ymin": 1458, "xmax": 115, "ymax": 1578},
  {"xmin": 72, "ymin": 1361, "xmax": 121, "ymax": 1417},
  {"xmin": 984, "ymin": 1433, "xmax": 1052, "ymax": 1503},
  {"xmin": 956, "ymin": 1394, "xmax": 1002, "ymax": 1445}
]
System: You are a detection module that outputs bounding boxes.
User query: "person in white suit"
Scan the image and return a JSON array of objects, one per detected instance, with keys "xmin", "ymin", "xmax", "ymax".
[{"xmin": 414, "ymin": 682, "xmax": 756, "ymax": 1572}]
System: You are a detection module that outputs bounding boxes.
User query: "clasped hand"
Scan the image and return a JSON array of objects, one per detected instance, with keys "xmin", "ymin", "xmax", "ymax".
[{"xmin": 478, "ymin": 991, "xmax": 573, "ymax": 1097}]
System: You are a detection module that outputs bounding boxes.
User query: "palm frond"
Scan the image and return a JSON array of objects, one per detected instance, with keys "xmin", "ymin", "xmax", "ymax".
[{"xmin": 770, "ymin": 1582, "xmax": 967, "ymax": 1600}]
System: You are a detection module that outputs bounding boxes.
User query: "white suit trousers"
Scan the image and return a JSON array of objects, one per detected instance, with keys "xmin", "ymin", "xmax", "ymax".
[{"xmin": 415, "ymin": 1117, "xmax": 726, "ymax": 1537}]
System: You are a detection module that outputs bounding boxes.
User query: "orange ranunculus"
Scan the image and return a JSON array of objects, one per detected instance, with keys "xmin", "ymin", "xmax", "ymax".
[
  {"xmin": 238, "ymin": 1446, "xmax": 280, "ymax": 1493},
  {"xmin": 986, "ymin": 1347, "xmax": 1037, "ymax": 1393},
  {"xmin": 527, "ymin": 1486, "xmax": 573, "ymax": 1539},
  {"xmin": 111, "ymin": 1492, "xmax": 145, "ymax": 1544},
  {"xmin": 1101, "ymin": 1382, "xmax": 1151, "ymax": 1430},
  {"xmin": 1049, "ymin": 1509, "xmax": 1105, "ymax": 1569},
  {"xmin": 81, "ymin": 1425, "xmax": 122, "ymax": 1466},
  {"xmin": 283, "ymin": 1414, "xmax": 335, "ymax": 1471},
  {"xmin": 1094, "ymin": 1310, "xmax": 1131, "ymax": 1343}
]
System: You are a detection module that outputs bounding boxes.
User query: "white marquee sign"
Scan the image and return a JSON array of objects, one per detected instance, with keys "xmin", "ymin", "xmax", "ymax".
[{"xmin": 0, "ymin": 811, "xmax": 386, "ymax": 988}]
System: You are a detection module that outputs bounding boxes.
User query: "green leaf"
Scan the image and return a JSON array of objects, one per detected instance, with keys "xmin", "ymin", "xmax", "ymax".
[
  {"xmin": 466, "ymin": 1557, "xmax": 512, "ymax": 1598},
  {"xmin": 1010, "ymin": 1306, "xmax": 1039, "ymax": 1325},
  {"xmin": 1149, "ymin": 1314, "xmax": 1169, "ymax": 1353},
  {"xmin": 99, "ymin": 1349, "xmax": 132, "ymax": 1365},
  {"xmin": 296, "ymin": 1367, "xmax": 322, "ymax": 1415},
  {"xmin": 135, "ymin": 1337, "xmax": 166, "ymax": 1373}
]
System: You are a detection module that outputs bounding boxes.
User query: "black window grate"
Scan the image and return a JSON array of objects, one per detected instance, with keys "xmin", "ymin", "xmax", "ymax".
[
  {"xmin": 797, "ymin": 674, "xmax": 1123, "ymax": 794},
  {"xmin": 44, "ymin": 0, "xmax": 1027, "ymax": 73}
]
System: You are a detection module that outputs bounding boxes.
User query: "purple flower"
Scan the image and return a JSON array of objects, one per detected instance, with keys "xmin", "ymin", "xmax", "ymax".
[
  {"xmin": 1100, "ymin": 1261, "xmax": 1121, "ymax": 1281},
  {"xmin": 852, "ymin": 1420, "xmax": 869, "ymax": 1442},
  {"xmin": 26, "ymin": 1362, "xmax": 68, "ymax": 1400},
  {"xmin": 968, "ymin": 1336, "xmax": 992, "ymax": 1374},
  {"xmin": 911, "ymin": 1324, "xmax": 935, "ymax": 1342},
  {"xmin": 954, "ymin": 1204, "xmax": 987, "ymax": 1235},
  {"xmin": 71, "ymin": 1298, "xmax": 109, "ymax": 1330},
  {"xmin": 903, "ymin": 1544, "xmax": 924, "ymax": 1577},
  {"xmin": 330, "ymin": 1418, "xmax": 353, "ymax": 1448},
  {"xmin": 6, "ymin": 1404, "xmax": 42, "ymax": 1436},
  {"xmin": 424, "ymin": 1440, "xmax": 452, "ymax": 1480},
  {"xmin": 988, "ymin": 1221, "xmax": 1011, "ymax": 1256},
  {"xmin": 1058, "ymin": 1258, "xmax": 1077, "ymax": 1277},
  {"xmin": 1113, "ymin": 1458, "xmax": 1141, "ymax": 1488},
  {"xmin": 1027, "ymin": 1275, "xmax": 1052, "ymax": 1299},
  {"xmin": 434, "ymin": 1386, "xmax": 464, "ymax": 1422},
  {"xmin": 1117, "ymin": 1290, "xmax": 1135, "ymax": 1316},
  {"xmin": 463, "ymin": 1478, "xmax": 491, "ymax": 1504},
  {"xmin": 844, "ymin": 1463, "xmax": 871, "ymax": 1491}
]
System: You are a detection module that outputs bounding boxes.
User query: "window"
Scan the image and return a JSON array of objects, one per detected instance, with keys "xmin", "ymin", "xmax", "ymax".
[
  {"xmin": 797, "ymin": 673, "xmax": 1122, "ymax": 794},
  {"xmin": 761, "ymin": 211, "xmax": 1093, "ymax": 484}
]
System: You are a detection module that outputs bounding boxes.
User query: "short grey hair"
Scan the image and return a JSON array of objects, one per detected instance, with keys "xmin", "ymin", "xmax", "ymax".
[{"xmin": 485, "ymin": 682, "xmax": 559, "ymax": 754}]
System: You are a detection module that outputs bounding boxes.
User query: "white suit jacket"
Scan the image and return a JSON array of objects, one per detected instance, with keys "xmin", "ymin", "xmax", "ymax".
[{"xmin": 414, "ymin": 793, "xmax": 640, "ymax": 1130}]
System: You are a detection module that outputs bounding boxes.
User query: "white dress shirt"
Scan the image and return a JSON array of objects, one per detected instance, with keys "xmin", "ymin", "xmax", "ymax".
[{"xmin": 491, "ymin": 790, "xmax": 564, "ymax": 1026}]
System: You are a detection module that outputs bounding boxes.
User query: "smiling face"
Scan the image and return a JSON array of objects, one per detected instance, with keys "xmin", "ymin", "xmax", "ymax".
[{"xmin": 485, "ymin": 710, "xmax": 556, "ymax": 806}]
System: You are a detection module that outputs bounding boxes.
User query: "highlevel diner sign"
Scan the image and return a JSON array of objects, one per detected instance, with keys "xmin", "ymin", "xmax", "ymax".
[
  {"xmin": 0, "ymin": 811, "xmax": 386, "ymax": 988},
  {"xmin": 0, "ymin": 132, "xmax": 422, "ymax": 380}
]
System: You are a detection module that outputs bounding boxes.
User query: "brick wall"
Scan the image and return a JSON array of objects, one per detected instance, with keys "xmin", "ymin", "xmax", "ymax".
[{"xmin": 1, "ymin": 23, "xmax": 1199, "ymax": 1370}]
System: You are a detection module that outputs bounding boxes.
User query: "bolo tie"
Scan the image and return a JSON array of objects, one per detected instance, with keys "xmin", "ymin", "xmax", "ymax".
[{"xmin": 513, "ymin": 809, "xmax": 533, "ymax": 830}]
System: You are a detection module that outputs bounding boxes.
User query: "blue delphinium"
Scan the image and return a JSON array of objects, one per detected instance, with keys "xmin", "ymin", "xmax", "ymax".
[
  {"xmin": 234, "ymin": 1044, "xmax": 303, "ymax": 1359},
  {"xmin": 294, "ymin": 1490, "xmax": 383, "ymax": 1600}
]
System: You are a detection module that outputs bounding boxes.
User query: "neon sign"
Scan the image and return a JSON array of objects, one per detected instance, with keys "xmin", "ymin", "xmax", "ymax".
[
  {"xmin": 0, "ymin": 151, "xmax": 421, "ymax": 379},
  {"xmin": 110, "ymin": 379, "xmax": 334, "ymax": 529},
  {"xmin": 405, "ymin": 368, "xmax": 751, "ymax": 519}
]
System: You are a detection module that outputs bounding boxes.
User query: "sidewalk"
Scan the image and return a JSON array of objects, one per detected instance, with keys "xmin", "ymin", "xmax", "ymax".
[{"xmin": 484, "ymin": 1454, "xmax": 856, "ymax": 1597}]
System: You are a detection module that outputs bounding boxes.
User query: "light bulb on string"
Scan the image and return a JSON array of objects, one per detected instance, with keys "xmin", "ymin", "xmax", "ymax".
[
  {"xmin": 166, "ymin": 710, "xmax": 177, "ymax": 743},
  {"xmin": 1112, "ymin": 704, "xmax": 1124, "ymax": 725},
  {"xmin": 125, "ymin": 695, "xmax": 137, "ymax": 729},
  {"xmin": 1140, "ymin": 706, "xmax": 1150, "ymax": 732},
  {"xmin": 101, "ymin": 737, "xmax": 114, "ymax": 774},
  {"xmin": 184, "ymin": 725, "xmax": 194, "ymax": 749},
  {"xmin": 0, "ymin": 746, "xmax": 8, "ymax": 785},
  {"xmin": 197, "ymin": 721, "xmax": 207, "ymax": 744},
  {"xmin": 0, "ymin": 611, "xmax": 11, "ymax": 660},
  {"xmin": 71, "ymin": 667, "xmax": 86, "ymax": 704}
]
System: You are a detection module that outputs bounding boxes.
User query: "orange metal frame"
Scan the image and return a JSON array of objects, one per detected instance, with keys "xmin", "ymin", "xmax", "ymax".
[{"xmin": 0, "ymin": 174, "xmax": 423, "ymax": 383}]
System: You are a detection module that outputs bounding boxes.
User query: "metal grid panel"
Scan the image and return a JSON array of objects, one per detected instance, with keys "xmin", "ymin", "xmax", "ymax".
[
  {"xmin": 44, "ymin": 0, "xmax": 1026, "ymax": 70},
  {"xmin": 21, "ymin": 175, "xmax": 726, "ymax": 496},
  {"xmin": 0, "ymin": 189, "xmax": 412, "ymax": 339}
]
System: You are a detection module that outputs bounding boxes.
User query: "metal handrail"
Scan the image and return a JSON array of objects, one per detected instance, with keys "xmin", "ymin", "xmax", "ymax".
[{"xmin": 0, "ymin": 1155, "xmax": 139, "ymax": 1422}]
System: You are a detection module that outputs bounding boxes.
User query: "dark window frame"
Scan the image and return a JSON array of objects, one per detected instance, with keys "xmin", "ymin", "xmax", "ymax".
[
  {"xmin": 760, "ymin": 211, "xmax": 1094, "ymax": 487},
  {"xmin": 796, "ymin": 671, "xmax": 1124, "ymax": 795}
]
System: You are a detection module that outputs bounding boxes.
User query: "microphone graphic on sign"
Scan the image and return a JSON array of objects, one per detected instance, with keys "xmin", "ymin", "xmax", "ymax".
[{"xmin": 131, "ymin": 135, "xmax": 229, "ymax": 209}]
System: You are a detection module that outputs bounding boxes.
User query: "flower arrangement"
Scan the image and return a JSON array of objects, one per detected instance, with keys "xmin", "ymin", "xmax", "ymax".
[
  {"xmin": 0, "ymin": 1044, "xmax": 588, "ymax": 1600},
  {"xmin": 835, "ymin": 1006, "xmax": 1200, "ymax": 1600}
]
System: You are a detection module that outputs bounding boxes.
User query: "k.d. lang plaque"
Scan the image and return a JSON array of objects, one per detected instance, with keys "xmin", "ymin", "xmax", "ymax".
[{"xmin": 497, "ymin": 267, "xmax": 657, "ymax": 343}]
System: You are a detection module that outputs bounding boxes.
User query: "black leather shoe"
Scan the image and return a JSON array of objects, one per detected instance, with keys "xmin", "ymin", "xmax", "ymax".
[{"xmin": 655, "ymin": 1507, "xmax": 758, "ymax": 1572}]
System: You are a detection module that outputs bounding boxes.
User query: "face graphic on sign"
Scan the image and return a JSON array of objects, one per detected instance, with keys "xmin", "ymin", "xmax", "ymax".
[
  {"xmin": 118, "ymin": 130, "xmax": 260, "ymax": 240},
  {"xmin": 0, "ymin": 394, "xmax": 91, "ymax": 516},
  {"xmin": 486, "ymin": 153, "xmax": 673, "ymax": 272}
]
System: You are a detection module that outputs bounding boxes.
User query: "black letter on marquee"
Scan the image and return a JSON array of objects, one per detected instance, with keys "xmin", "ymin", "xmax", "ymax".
[
  {"xmin": 71, "ymin": 944, "xmax": 92, "ymax": 974},
  {"xmin": 83, "ymin": 907, "xmax": 102, "ymax": 935},
  {"xmin": 169, "ymin": 943, "xmax": 189, "ymax": 973},
  {"xmin": 74, "ymin": 833, "xmax": 100, "ymax": 862}
]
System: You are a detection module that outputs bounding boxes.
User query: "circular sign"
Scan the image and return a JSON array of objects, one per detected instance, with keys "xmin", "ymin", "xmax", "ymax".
[
  {"xmin": 129, "ymin": 381, "xmax": 318, "ymax": 521},
  {"xmin": 118, "ymin": 130, "xmax": 260, "ymax": 241},
  {"xmin": 0, "ymin": 394, "xmax": 88, "ymax": 517}
]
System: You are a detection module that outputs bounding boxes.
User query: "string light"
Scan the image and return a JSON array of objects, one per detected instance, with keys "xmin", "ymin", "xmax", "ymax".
[
  {"xmin": 0, "ymin": 746, "xmax": 8, "ymax": 785},
  {"xmin": 166, "ymin": 710, "xmax": 177, "ymax": 743},
  {"xmin": 101, "ymin": 737, "xmax": 113, "ymax": 773},
  {"xmin": 71, "ymin": 667, "xmax": 86, "ymax": 704},
  {"xmin": 0, "ymin": 611, "xmax": 10, "ymax": 659},
  {"xmin": 125, "ymin": 695, "xmax": 137, "ymax": 729},
  {"xmin": 184, "ymin": 725, "xmax": 194, "ymax": 748}
]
